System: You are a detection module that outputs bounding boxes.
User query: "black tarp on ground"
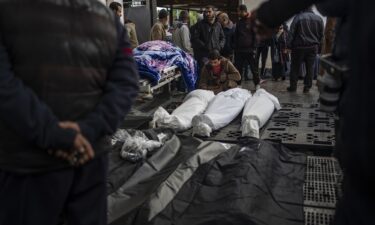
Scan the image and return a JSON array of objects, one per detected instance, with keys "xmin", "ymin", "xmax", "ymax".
[
  {"xmin": 119, "ymin": 138, "xmax": 306, "ymax": 225},
  {"xmin": 137, "ymin": 140, "xmax": 305, "ymax": 225},
  {"xmin": 108, "ymin": 132, "xmax": 203, "ymax": 224}
]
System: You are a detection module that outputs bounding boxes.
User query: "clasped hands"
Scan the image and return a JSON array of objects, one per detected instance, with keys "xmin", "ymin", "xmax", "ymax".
[{"xmin": 48, "ymin": 122, "xmax": 95, "ymax": 166}]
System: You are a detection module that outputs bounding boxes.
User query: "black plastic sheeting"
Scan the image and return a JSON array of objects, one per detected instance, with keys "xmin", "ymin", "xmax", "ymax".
[{"xmin": 110, "ymin": 138, "xmax": 306, "ymax": 225}]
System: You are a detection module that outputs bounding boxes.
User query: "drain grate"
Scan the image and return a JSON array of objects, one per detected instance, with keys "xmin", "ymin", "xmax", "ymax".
[
  {"xmin": 303, "ymin": 181, "xmax": 338, "ymax": 208},
  {"xmin": 304, "ymin": 207, "xmax": 335, "ymax": 225}
]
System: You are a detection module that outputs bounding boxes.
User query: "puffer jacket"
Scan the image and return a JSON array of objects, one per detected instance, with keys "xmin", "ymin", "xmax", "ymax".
[{"xmin": 0, "ymin": 0, "xmax": 139, "ymax": 173}]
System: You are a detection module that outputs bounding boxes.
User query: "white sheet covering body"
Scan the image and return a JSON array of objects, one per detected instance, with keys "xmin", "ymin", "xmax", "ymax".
[
  {"xmin": 241, "ymin": 89, "xmax": 281, "ymax": 138},
  {"xmin": 192, "ymin": 88, "xmax": 252, "ymax": 137},
  {"xmin": 151, "ymin": 90, "xmax": 215, "ymax": 131}
]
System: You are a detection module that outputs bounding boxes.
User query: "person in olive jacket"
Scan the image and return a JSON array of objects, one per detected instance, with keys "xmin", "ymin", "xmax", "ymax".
[{"xmin": 199, "ymin": 50, "xmax": 241, "ymax": 94}]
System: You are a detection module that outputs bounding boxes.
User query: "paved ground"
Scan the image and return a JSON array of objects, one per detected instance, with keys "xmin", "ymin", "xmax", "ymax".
[{"xmin": 242, "ymin": 78, "xmax": 319, "ymax": 105}]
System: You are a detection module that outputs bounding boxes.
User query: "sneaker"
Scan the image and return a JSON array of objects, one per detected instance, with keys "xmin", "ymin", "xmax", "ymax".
[
  {"xmin": 255, "ymin": 84, "xmax": 261, "ymax": 90},
  {"xmin": 303, "ymin": 87, "xmax": 310, "ymax": 93},
  {"xmin": 287, "ymin": 87, "xmax": 296, "ymax": 92}
]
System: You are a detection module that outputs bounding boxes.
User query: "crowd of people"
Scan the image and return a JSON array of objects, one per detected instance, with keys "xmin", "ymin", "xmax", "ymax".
[{"xmin": 111, "ymin": 3, "xmax": 325, "ymax": 94}]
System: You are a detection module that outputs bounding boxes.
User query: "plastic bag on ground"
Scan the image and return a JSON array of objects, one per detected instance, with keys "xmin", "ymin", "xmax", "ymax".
[
  {"xmin": 151, "ymin": 90, "xmax": 215, "ymax": 131},
  {"xmin": 241, "ymin": 88, "xmax": 281, "ymax": 138},
  {"xmin": 112, "ymin": 129, "xmax": 165, "ymax": 163},
  {"xmin": 192, "ymin": 88, "xmax": 252, "ymax": 137}
]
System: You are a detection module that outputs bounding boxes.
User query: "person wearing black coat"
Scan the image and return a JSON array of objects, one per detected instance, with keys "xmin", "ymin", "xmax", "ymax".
[
  {"xmin": 270, "ymin": 25, "xmax": 289, "ymax": 81},
  {"xmin": 0, "ymin": 1, "xmax": 139, "ymax": 224},
  {"xmin": 191, "ymin": 5, "xmax": 225, "ymax": 71},
  {"xmin": 233, "ymin": 4, "xmax": 260, "ymax": 88},
  {"xmin": 254, "ymin": 0, "xmax": 375, "ymax": 224},
  {"xmin": 217, "ymin": 12, "xmax": 236, "ymax": 61}
]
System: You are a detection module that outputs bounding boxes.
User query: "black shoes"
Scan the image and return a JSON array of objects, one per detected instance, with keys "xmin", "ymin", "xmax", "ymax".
[
  {"xmin": 287, "ymin": 87, "xmax": 297, "ymax": 92},
  {"xmin": 303, "ymin": 87, "xmax": 310, "ymax": 93}
]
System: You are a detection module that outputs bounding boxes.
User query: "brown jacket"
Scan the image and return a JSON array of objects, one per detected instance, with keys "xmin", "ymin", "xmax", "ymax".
[
  {"xmin": 199, "ymin": 57, "xmax": 241, "ymax": 94},
  {"xmin": 150, "ymin": 21, "xmax": 166, "ymax": 41},
  {"xmin": 125, "ymin": 22, "xmax": 139, "ymax": 49}
]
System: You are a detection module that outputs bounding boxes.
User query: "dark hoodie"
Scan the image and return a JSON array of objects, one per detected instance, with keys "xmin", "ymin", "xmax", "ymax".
[{"xmin": 221, "ymin": 21, "xmax": 236, "ymax": 57}]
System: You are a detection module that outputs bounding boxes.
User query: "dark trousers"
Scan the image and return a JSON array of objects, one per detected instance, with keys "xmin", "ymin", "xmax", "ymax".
[
  {"xmin": 289, "ymin": 47, "xmax": 317, "ymax": 89},
  {"xmin": 235, "ymin": 51, "xmax": 260, "ymax": 86},
  {"xmin": 0, "ymin": 154, "xmax": 108, "ymax": 225},
  {"xmin": 256, "ymin": 46, "xmax": 269, "ymax": 77}
]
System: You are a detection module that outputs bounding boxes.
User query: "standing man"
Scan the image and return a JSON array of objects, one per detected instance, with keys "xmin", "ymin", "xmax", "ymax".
[
  {"xmin": 0, "ymin": 1, "xmax": 139, "ymax": 225},
  {"xmin": 191, "ymin": 5, "xmax": 225, "ymax": 71},
  {"xmin": 172, "ymin": 10, "xmax": 193, "ymax": 55},
  {"xmin": 234, "ymin": 4, "xmax": 260, "ymax": 89},
  {"xmin": 150, "ymin": 9, "xmax": 169, "ymax": 41},
  {"xmin": 256, "ymin": 38, "xmax": 271, "ymax": 78},
  {"xmin": 110, "ymin": 2, "xmax": 139, "ymax": 49},
  {"xmin": 286, "ymin": 7, "xmax": 324, "ymax": 93},
  {"xmin": 217, "ymin": 12, "xmax": 236, "ymax": 61}
]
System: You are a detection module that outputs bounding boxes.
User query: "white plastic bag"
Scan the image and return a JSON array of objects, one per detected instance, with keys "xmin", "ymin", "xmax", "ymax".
[
  {"xmin": 118, "ymin": 130, "xmax": 164, "ymax": 162},
  {"xmin": 241, "ymin": 88, "xmax": 281, "ymax": 138},
  {"xmin": 192, "ymin": 88, "xmax": 252, "ymax": 137},
  {"xmin": 151, "ymin": 89, "xmax": 215, "ymax": 131}
]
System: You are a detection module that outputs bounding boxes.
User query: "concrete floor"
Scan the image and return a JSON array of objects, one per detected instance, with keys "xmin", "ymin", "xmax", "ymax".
[{"xmin": 241, "ymin": 79, "xmax": 319, "ymax": 105}]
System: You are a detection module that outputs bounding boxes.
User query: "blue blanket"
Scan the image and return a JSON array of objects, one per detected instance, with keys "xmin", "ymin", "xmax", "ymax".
[{"xmin": 134, "ymin": 41, "xmax": 197, "ymax": 91}]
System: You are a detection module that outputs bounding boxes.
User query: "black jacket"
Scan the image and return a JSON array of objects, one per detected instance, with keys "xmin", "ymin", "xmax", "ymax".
[
  {"xmin": 0, "ymin": 0, "xmax": 139, "ymax": 173},
  {"xmin": 256, "ymin": 0, "xmax": 324, "ymax": 28},
  {"xmin": 234, "ymin": 15, "xmax": 257, "ymax": 52},
  {"xmin": 221, "ymin": 22, "xmax": 236, "ymax": 57},
  {"xmin": 287, "ymin": 11, "xmax": 324, "ymax": 49},
  {"xmin": 191, "ymin": 20, "xmax": 225, "ymax": 57}
]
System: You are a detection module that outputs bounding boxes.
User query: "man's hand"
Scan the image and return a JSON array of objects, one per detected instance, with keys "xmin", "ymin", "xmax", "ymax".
[
  {"xmin": 49, "ymin": 122, "xmax": 95, "ymax": 166},
  {"xmin": 49, "ymin": 133, "xmax": 95, "ymax": 166}
]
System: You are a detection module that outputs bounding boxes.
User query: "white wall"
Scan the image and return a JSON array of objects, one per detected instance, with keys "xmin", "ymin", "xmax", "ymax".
[{"xmin": 243, "ymin": 0, "xmax": 268, "ymax": 11}]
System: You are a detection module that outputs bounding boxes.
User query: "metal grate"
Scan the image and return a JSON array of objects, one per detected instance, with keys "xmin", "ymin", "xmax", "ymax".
[
  {"xmin": 268, "ymin": 132, "xmax": 297, "ymax": 141},
  {"xmin": 303, "ymin": 181, "xmax": 338, "ymax": 208},
  {"xmin": 305, "ymin": 172, "xmax": 339, "ymax": 184},
  {"xmin": 272, "ymin": 121, "xmax": 299, "ymax": 127},
  {"xmin": 281, "ymin": 103, "xmax": 304, "ymax": 108},
  {"xmin": 304, "ymin": 207, "xmax": 335, "ymax": 225},
  {"xmin": 273, "ymin": 107, "xmax": 335, "ymax": 122},
  {"xmin": 306, "ymin": 157, "xmax": 341, "ymax": 175},
  {"xmin": 308, "ymin": 120, "xmax": 335, "ymax": 129}
]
